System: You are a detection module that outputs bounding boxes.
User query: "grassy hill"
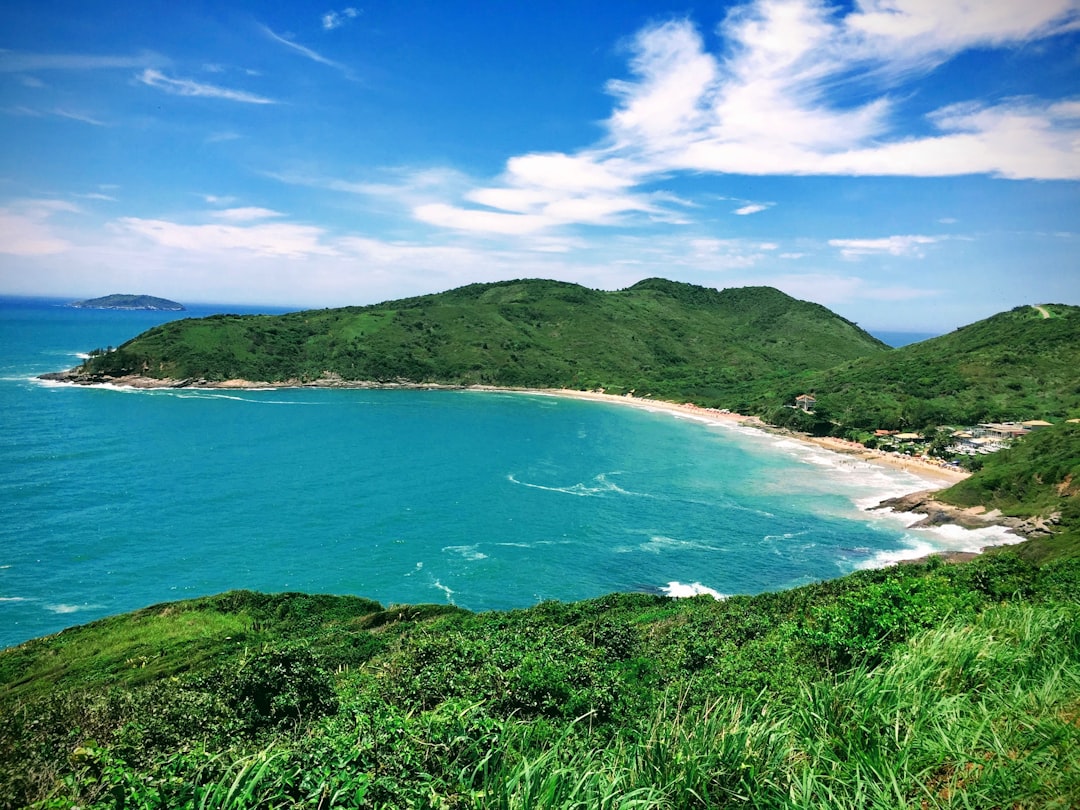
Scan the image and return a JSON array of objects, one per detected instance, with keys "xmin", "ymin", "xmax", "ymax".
[
  {"xmin": 3, "ymin": 554, "xmax": 1079, "ymax": 809},
  {"xmin": 767, "ymin": 304, "xmax": 1080, "ymax": 432},
  {"xmin": 69, "ymin": 278, "xmax": 887, "ymax": 404}
]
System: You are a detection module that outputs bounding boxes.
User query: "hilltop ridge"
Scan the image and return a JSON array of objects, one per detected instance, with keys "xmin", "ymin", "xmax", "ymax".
[{"xmin": 46, "ymin": 279, "xmax": 888, "ymax": 403}]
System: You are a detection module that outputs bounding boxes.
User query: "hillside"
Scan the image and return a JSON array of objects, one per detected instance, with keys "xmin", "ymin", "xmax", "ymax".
[
  {"xmin": 767, "ymin": 304, "xmax": 1080, "ymax": 431},
  {"xmin": 937, "ymin": 422, "xmax": 1080, "ymax": 561},
  {"xmin": 67, "ymin": 294, "xmax": 185, "ymax": 311},
  {"xmin": 60, "ymin": 279, "xmax": 887, "ymax": 403},
  {"xmin": 3, "ymin": 554, "xmax": 1079, "ymax": 808}
]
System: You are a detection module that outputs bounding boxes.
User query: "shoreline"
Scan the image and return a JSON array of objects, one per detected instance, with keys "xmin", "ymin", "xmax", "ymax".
[
  {"xmin": 32, "ymin": 370, "xmax": 971, "ymax": 485},
  {"xmin": 39, "ymin": 370, "xmax": 1013, "ymax": 563}
]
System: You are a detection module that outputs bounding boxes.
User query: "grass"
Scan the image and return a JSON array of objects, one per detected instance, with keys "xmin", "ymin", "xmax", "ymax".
[{"xmin": 3, "ymin": 553, "xmax": 1080, "ymax": 808}]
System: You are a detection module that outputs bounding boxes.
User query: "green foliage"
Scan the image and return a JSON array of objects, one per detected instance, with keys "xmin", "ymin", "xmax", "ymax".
[
  {"xmin": 4, "ymin": 554, "xmax": 1080, "ymax": 808},
  {"xmin": 779, "ymin": 304, "xmax": 1080, "ymax": 431},
  {"xmin": 73, "ymin": 279, "xmax": 888, "ymax": 406},
  {"xmin": 937, "ymin": 423, "xmax": 1080, "ymax": 562}
]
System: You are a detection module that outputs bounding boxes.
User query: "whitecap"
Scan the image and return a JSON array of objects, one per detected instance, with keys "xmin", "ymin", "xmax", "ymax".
[
  {"xmin": 442, "ymin": 544, "xmax": 488, "ymax": 561},
  {"xmin": 636, "ymin": 535, "xmax": 721, "ymax": 554},
  {"xmin": 0, "ymin": 596, "xmax": 27, "ymax": 602},
  {"xmin": 431, "ymin": 580, "xmax": 456, "ymax": 604},
  {"xmin": 662, "ymin": 581, "xmax": 726, "ymax": 599},
  {"xmin": 45, "ymin": 603, "xmax": 101, "ymax": 614},
  {"xmin": 507, "ymin": 472, "xmax": 648, "ymax": 499}
]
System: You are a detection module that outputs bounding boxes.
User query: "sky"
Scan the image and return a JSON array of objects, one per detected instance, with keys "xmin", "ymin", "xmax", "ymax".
[{"xmin": 1, "ymin": 0, "xmax": 1078, "ymax": 332}]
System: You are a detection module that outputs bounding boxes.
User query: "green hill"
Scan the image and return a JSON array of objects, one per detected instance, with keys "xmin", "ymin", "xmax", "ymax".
[
  {"xmin": 64, "ymin": 278, "xmax": 887, "ymax": 403},
  {"xmin": 3, "ymin": 555, "xmax": 1079, "ymax": 808},
  {"xmin": 767, "ymin": 304, "xmax": 1080, "ymax": 432},
  {"xmin": 67, "ymin": 294, "xmax": 185, "ymax": 311}
]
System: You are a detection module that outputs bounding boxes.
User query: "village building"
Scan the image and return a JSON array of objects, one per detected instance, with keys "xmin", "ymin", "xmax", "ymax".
[
  {"xmin": 894, "ymin": 432, "xmax": 923, "ymax": 442},
  {"xmin": 794, "ymin": 394, "xmax": 816, "ymax": 412},
  {"xmin": 1022, "ymin": 420, "xmax": 1054, "ymax": 431},
  {"xmin": 976, "ymin": 422, "xmax": 1031, "ymax": 440}
]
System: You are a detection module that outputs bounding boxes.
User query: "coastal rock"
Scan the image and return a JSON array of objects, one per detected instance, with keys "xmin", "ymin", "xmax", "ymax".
[{"xmin": 871, "ymin": 490, "xmax": 1054, "ymax": 539}]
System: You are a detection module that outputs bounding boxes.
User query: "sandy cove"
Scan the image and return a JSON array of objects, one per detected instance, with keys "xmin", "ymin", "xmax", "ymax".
[
  {"xmin": 538, "ymin": 388, "xmax": 970, "ymax": 486},
  {"xmin": 43, "ymin": 371, "xmax": 1013, "ymax": 557}
]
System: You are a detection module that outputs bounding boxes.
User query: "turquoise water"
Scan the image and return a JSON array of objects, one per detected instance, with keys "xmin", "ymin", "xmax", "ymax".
[{"xmin": 0, "ymin": 299, "xmax": 1011, "ymax": 649}]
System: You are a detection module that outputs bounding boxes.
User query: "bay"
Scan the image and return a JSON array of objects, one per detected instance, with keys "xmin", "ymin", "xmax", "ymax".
[{"xmin": 0, "ymin": 298, "xmax": 1013, "ymax": 649}]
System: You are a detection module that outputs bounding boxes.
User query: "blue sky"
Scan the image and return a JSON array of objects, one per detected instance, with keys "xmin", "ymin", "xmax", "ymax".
[{"xmin": 1, "ymin": 0, "xmax": 1077, "ymax": 331}]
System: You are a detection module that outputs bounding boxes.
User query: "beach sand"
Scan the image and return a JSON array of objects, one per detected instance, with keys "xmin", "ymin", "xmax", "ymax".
[{"xmin": 535, "ymin": 388, "xmax": 970, "ymax": 488}]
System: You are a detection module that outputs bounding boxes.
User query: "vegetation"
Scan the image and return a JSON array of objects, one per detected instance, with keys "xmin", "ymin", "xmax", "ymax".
[
  {"xmin": 66, "ymin": 284, "xmax": 1080, "ymax": 434},
  {"xmin": 936, "ymin": 422, "xmax": 1080, "ymax": 562},
  {"xmin": 71, "ymin": 279, "xmax": 887, "ymax": 404},
  {"xmin": 67, "ymin": 294, "xmax": 185, "ymax": 311},
  {"xmin": 771, "ymin": 304, "xmax": 1080, "ymax": 433},
  {"xmin": 2, "ymin": 554, "xmax": 1078, "ymax": 808},
  {"xmin": 26, "ymin": 281, "xmax": 1080, "ymax": 806}
]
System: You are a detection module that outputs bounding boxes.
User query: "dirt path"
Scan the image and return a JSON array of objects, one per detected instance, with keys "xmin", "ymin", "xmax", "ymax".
[{"xmin": 1033, "ymin": 305, "xmax": 1052, "ymax": 319}]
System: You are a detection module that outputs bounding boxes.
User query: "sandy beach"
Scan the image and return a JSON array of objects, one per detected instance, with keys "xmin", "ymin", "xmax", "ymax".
[{"xmin": 535, "ymin": 388, "xmax": 970, "ymax": 488}]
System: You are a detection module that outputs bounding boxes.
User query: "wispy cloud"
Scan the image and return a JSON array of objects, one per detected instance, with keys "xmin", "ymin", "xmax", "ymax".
[
  {"xmin": 260, "ymin": 24, "xmax": 356, "ymax": 80},
  {"xmin": 3, "ymin": 105, "xmax": 107, "ymax": 125},
  {"xmin": 117, "ymin": 217, "xmax": 335, "ymax": 258},
  {"xmin": 137, "ymin": 69, "xmax": 276, "ymax": 104},
  {"xmin": 52, "ymin": 108, "xmax": 107, "ymax": 126},
  {"xmin": 0, "ymin": 199, "xmax": 80, "ymax": 255},
  {"xmin": 0, "ymin": 49, "xmax": 162, "ymax": 72},
  {"xmin": 73, "ymin": 192, "xmax": 117, "ymax": 202},
  {"xmin": 210, "ymin": 207, "xmax": 286, "ymax": 222},
  {"xmin": 829, "ymin": 235, "xmax": 944, "ymax": 259},
  {"xmin": 322, "ymin": 7, "xmax": 360, "ymax": 31}
]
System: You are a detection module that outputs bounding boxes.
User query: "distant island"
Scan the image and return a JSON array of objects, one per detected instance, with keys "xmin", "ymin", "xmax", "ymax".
[{"xmin": 66, "ymin": 294, "xmax": 185, "ymax": 311}]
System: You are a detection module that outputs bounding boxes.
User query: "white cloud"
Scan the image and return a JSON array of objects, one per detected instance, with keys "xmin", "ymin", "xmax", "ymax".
[
  {"xmin": 0, "ymin": 49, "xmax": 162, "ymax": 72},
  {"xmin": 137, "ymin": 69, "xmax": 276, "ymax": 104},
  {"xmin": 322, "ymin": 7, "xmax": 360, "ymax": 31},
  {"xmin": 0, "ymin": 199, "xmax": 79, "ymax": 255},
  {"xmin": 261, "ymin": 25, "xmax": 356, "ymax": 80},
  {"xmin": 73, "ymin": 192, "xmax": 117, "ymax": 202},
  {"xmin": 116, "ymin": 218, "xmax": 336, "ymax": 258},
  {"xmin": 733, "ymin": 203, "xmax": 769, "ymax": 215},
  {"xmin": 210, "ymin": 207, "xmax": 286, "ymax": 222},
  {"xmin": 406, "ymin": 1, "xmax": 1079, "ymax": 240},
  {"xmin": 829, "ymin": 234, "xmax": 943, "ymax": 258},
  {"xmin": 52, "ymin": 108, "xmax": 107, "ymax": 126},
  {"xmin": 845, "ymin": 0, "xmax": 1079, "ymax": 60},
  {"xmin": 3, "ymin": 106, "xmax": 107, "ymax": 125}
]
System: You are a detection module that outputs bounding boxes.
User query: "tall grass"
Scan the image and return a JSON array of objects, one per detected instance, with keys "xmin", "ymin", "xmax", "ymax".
[{"xmin": 473, "ymin": 601, "xmax": 1080, "ymax": 809}]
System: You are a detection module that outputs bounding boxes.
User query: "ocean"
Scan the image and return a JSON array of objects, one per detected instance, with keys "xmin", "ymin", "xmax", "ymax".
[{"xmin": 0, "ymin": 298, "xmax": 1014, "ymax": 650}]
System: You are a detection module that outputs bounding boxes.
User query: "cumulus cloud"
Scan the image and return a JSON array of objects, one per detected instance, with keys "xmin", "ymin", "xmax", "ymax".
[
  {"xmin": 137, "ymin": 69, "xmax": 275, "ymax": 104},
  {"xmin": 415, "ymin": 0, "xmax": 1079, "ymax": 237}
]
